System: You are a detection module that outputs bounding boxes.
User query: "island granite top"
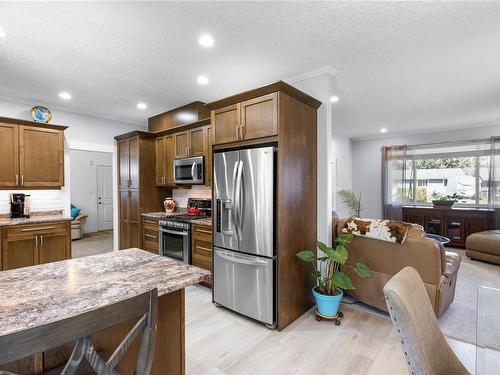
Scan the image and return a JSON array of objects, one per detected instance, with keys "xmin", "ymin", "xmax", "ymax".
[
  {"xmin": 0, "ymin": 214, "xmax": 72, "ymax": 227},
  {"xmin": 0, "ymin": 249, "xmax": 211, "ymax": 337}
]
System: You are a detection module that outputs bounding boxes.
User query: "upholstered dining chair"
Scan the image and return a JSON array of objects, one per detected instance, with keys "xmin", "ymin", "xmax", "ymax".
[
  {"xmin": 0, "ymin": 289, "xmax": 158, "ymax": 375},
  {"xmin": 383, "ymin": 267, "xmax": 470, "ymax": 375}
]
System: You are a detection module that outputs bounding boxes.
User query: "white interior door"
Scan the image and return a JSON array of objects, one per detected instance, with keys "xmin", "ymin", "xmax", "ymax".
[{"xmin": 97, "ymin": 165, "xmax": 113, "ymax": 231}]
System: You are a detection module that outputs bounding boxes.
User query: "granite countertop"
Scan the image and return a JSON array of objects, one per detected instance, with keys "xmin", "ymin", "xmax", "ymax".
[
  {"xmin": 0, "ymin": 249, "xmax": 211, "ymax": 337},
  {"xmin": 142, "ymin": 210, "xmax": 212, "ymax": 227},
  {"xmin": 0, "ymin": 214, "xmax": 73, "ymax": 227}
]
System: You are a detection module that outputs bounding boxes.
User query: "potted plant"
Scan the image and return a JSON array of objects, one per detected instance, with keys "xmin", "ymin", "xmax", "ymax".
[
  {"xmin": 338, "ymin": 189, "xmax": 362, "ymax": 217},
  {"xmin": 296, "ymin": 234, "xmax": 373, "ymax": 317},
  {"xmin": 432, "ymin": 193, "xmax": 462, "ymax": 209}
]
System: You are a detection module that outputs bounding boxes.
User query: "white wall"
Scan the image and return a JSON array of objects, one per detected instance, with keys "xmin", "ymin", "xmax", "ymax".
[
  {"xmin": 352, "ymin": 124, "xmax": 500, "ymax": 219},
  {"xmin": 0, "ymin": 98, "xmax": 146, "ymax": 248},
  {"xmin": 332, "ymin": 136, "xmax": 353, "ymax": 218},
  {"xmin": 70, "ymin": 149, "xmax": 113, "ymax": 233},
  {"xmin": 287, "ymin": 71, "xmax": 336, "ymax": 245}
]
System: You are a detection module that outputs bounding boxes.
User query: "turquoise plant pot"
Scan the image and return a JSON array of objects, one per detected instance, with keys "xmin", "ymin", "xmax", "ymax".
[{"xmin": 312, "ymin": 287, "xmax": 343, "ymax": 317}]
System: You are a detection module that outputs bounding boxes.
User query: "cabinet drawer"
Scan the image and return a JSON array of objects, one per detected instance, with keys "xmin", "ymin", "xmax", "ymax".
[
  {"xmin": 192, "ymin": 224, "xmax": 212, "ymax": 242},
  {"xmin": 5, "ymin": 222, "xmax": 68, "ymax": 238},
  {"xmin": 142, "ymin": 217, "xmax": 159, "ymax": 230},
  {"xmin": 192, "ymin": 239, "xmax": 212, "ymax": 259},
  {"xmin": 143, "ymin": 228, "xmax": 159, "ymax": 242}
]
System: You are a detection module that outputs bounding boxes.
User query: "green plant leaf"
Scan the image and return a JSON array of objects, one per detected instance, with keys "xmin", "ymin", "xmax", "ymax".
[
  {"xmin": 313, "ymin": 270, "xmax": 322, "ymax": 279},
  {"xmin": 317, "ymin": 241, "xmax": 329, "ymax": 253},
  {"xmin": 328, "ymin": 245, "xmax": 348, "ymax": 264},
  {"xmin": 338, "ymin": 189, "xmax": 362, "ymax": 217},
  {"xmin": 332, "ymin": 271, "xmax": 354, "ymax": 290},
  {"xmin": 318, "ymin": 256, "xmax": 329, "ymax": 261},
  {"xmin": 296, "ymin": 250, "xmax": 315, "ymax": 262},
  {"xmin": 353, "ymin": 263, "xmax": 373, "ymax": 279},
  {"xmin": 336, "ymin": 233, "xmax": 353, "ymax": 245}
]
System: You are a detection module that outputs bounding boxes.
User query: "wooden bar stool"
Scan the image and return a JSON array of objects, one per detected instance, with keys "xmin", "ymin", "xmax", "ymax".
[{"xmin": 0, "ymin": 289, "xmax": 158, "ymax": 375}]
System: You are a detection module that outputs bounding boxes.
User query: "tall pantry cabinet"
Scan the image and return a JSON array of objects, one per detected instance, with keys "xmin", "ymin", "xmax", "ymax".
[{"xmin": 116, "ymin": 131, "xmax": 163, "ymax": 250}]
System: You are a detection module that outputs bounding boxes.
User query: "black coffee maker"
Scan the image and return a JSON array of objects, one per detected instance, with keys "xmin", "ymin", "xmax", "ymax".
[{"xmin": 10, "ymin": 193, "xmax": 26, "ymax": 218}]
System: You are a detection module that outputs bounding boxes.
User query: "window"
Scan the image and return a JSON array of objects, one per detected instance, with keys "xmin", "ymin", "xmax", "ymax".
[{"xmin": 383, "ymin": 137, "xmax": 500, "ymax": 208}]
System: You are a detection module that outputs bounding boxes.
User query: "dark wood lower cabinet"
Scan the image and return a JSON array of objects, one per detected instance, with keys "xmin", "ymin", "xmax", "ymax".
[
  {"xmin": 142, "ymin": 217, "xmax": 159, "ymax": 253},
  {"xmin": 1, "ymin": 221, "xmax": 71, "ymax": 271},
  {"xmin": 191, "ymin": 224, "xmax": 212, "ymax": 288},
  {"xmin": 403, "ymin": 206, "xmax": 495, "ymax": 247}
]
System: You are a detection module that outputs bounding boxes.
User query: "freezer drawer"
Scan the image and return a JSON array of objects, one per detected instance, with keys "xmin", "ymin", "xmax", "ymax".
[{"xmin": 214, "ymin": 247, "xmax": 274, "ymax": 326}]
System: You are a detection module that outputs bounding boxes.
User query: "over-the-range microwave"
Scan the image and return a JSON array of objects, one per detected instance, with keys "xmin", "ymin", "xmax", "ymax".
[{"xmin": 173, "ymin": 156, "xmax": 204, "ymax": 185}]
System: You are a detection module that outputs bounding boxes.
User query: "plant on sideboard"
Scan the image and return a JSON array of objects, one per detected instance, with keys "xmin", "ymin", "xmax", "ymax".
[
  {"xmin": 338, "ymin": 189, "xmax": 362, "ymax": 217},
  {"xmin": 296, "ymin": 234, "xmax": 373, "ymax": 317}
]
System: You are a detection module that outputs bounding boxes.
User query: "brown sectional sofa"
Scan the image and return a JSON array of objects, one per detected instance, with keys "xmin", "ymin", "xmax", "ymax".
[
  {"xmin": 466, "ymin": 230, "xmax": 500, "ymax": 265},
  {"xmin": 335, "ymin": 219, "xmax": 461, "ymax": 318}
]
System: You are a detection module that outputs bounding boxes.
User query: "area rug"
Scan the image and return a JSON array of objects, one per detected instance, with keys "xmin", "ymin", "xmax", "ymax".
[
  {"xmin": 438, "ymin": 249, "xmax": 500, "ymax": 344},
  {"xmin": 341, "ymin": 249, "xmax": 500, "ymax": 344}
]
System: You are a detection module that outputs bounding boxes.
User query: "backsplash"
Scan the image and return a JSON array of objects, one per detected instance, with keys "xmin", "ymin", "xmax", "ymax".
[
  {"xmin": 171, "ymin": 185, "xmax": 212, "ymax": 208},
  {"xmin": 0, "ymin": 190, "xmax": 68, "ymax": 215}
]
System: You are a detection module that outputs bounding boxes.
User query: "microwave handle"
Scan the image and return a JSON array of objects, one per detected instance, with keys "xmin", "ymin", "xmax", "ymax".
[{"xmin": 191, "ymin": 162, "xmax": 197, "ymax": 182}]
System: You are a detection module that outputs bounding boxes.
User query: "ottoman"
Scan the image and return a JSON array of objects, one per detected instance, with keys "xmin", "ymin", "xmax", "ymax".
[{"xmin": 466, "ymin": 230, "xmax": 500, "ymax": 265}]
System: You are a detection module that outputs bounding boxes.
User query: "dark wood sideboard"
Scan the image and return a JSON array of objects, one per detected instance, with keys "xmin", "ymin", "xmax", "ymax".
[{"xmin": 402, "ymin": 206, "xmax": 495, "ymax": 247}]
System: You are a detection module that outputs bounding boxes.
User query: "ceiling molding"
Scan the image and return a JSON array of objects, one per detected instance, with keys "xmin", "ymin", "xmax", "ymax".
[{"xmin": 284, "ymin": 65, "xmax": 338, "ymax": 84}]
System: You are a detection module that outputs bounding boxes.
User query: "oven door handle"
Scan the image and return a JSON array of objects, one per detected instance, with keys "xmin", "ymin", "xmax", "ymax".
[{"xmin": 159, "ymin": 227, "xmax": 189, "ymax": 236}]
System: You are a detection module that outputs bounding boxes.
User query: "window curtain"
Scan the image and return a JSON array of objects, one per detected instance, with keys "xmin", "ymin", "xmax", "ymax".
[
  {"xmin": 381, "ymin": 145, "xmax": 407, "ymax": 220},
  {"xmin": 488, "ymin": 136, "xmax": 500, "ymax": 228}
]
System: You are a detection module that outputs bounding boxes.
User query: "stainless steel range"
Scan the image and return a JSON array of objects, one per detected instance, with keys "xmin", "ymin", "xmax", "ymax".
[{"xmin": 158, "ymin": 198, "xmax": 211, "ymax": 264}]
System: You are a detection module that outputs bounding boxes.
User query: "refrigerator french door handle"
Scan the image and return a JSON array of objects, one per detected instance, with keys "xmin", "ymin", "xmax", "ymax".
[
  {"xmin": 235, "ymin": 160, "xmax": 244, "ymax": 236},
  {"xmin": 232, "ymin": 161, "xmax": 241, "ymax": 239},
  {"xmin": 216, "ymin": 250, "xmax": 268, "ymax": 266}
]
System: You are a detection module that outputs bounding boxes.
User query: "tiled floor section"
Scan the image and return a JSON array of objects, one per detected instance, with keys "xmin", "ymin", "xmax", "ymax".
[{"xmin": 71, "ymin": 230, "xmax": 113, "ymax": 258}]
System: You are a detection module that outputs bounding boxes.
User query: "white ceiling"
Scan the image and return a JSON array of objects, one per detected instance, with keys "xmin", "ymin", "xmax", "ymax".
[{"xmin": 0, "ymin": 2, "xmax": 499, "ymax": 138}]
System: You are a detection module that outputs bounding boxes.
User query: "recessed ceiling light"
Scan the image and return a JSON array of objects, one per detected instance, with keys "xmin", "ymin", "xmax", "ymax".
[
  {"xmin": 197, "ymin": 75, "xmax": 209, "ymax": 85},
  {"xmin": 329, "ymin": 96, "xmax": 339, "ymax": 103},
  {"xmin": 380, "ymin": 128, "xmax": 388, "ymax": 133},
  {"xmin": 0, "ymin": 26, "xmax": 6, "ymax": 38},
  {"xmin": 58, "ymin": 92, "xmax": 71, "ymax": 100},
  {"xmin": 137, "ymin": 102, "xmax": 147, "ymax": 110},
  {"xmin": 198, "ymin": 34, "xmax": 214, "ymax": 48}
]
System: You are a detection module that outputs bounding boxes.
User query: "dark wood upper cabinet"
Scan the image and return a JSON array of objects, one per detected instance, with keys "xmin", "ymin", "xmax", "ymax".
[
  {"xmin": 0, "ymin": 123, "xmax": 19, "ymax": 187},
  {"xmin": 156, "ymin": 135, "xmax": 175, "ymax": 186},
  {"xmin": 211, "ymin": 104, "xmax": 240, "ymax": 145},
  {"xmin": 174, "ymin": 131, "xmax": 189, "ymax": 159},
  {"xmin": 211, "ymin": 93, "xmax": 278, "ymax": 146},
  {"xmin": 118, "ymin": 139, "xmax": 130, "ymax": 189},
  {"xmin": 240, "ymin": 93, "xmax": 278, "ymax": 140},
  {"xmin": 148, "ymin": 101, "xmax": 210, "ymax": 133},
  {"xmin": 19, "ymin": 126, "xmax": 64, "ymax": 188},
  {"xmin": 205, "ymin": 125, "xmax": 213, "ymax": 187},
  {"xmin": 0, "ymin": 118, "xmax": 66, "ymax": 189},
  {"xmin": 189, "ymin": 127, "xmax": 206, "ymax": 156}
]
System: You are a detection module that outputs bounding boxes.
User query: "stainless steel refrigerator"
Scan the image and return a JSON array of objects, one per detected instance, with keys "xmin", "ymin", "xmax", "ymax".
[{"xmin": 213, "ymin": 145, "xmax": 276, "ymax": 328}]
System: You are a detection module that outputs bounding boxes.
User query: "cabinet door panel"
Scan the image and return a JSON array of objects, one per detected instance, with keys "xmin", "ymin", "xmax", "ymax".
[
  {"xmin": 120, "ymin": 221, "xmax": 129, "ymax": 250},
  {"xmin": 175, "ymin": 131, "xmax": 189, "ymax": 159},
  {"xmin": 0, "ymin": 123, "xmax": 19, "ymax": 187},
  {"xmin": 212, "ymin": 104, "xmax": 240, "ymax": 145},
  {"xmin": 241, "ymin": 93, "xmax": 278, "ymax": 140},
  {"xmin": 164, "ymin": 135, "xmax": 174, "ymax": 185},
  {"xmin": 118, "ymin": 139, "xmax": 130, "ymax": 189},
  {"xmin": 129, "ymin": 222, "xmax": 139, "ymax": 248},
  {"xmin": 156, "ymin": 137, "xmax": 166, "ymax": 185},
  {"xmin": 19, "ymin": 126, "xmax": 64, "ymax": 187},
  {"xmin": 2, "ymin": 237, "xmax": 37, "ymax": 270},
  {"xmin": 129, "ymin": 190, "xmax": 139, "ymax": 222},
  {"xmin": 39, "ymin": 233, "xmax": 67, "ymax": 264},
  {"xmin": 205, "ymin": 125, "xmax": 212, "ymax": 186},
  {"xmin": 129, "ymin": 137, "xmax": 139, "ymax": 189},
  {"xmin": 189, "ymin": 127, "xmax": 206, "ymax": 156},
  {"xmin": 119, "ymin": 190, "xmax": 129, "ymax": 221}
]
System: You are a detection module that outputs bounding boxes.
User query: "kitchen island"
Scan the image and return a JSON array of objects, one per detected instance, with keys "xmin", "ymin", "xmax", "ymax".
[{"xmin": 0, "ymin": 248, "xmax": 211, "ymax": 374}]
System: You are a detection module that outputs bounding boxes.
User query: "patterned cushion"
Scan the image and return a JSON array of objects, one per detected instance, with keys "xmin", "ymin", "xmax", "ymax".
[{"xmin": 342, "ymin": 217, "xmax": 411, "ymax": 244}]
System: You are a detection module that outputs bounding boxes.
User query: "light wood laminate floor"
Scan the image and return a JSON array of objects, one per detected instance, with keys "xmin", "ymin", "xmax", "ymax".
[{"xmin": 185, "ymin": 285, "xmax": 410, "ymax": 375}]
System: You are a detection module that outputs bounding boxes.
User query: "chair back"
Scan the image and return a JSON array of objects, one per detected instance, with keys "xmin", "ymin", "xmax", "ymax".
[
  {"xmin": 383, "ymin": 267, "xmax": 469, "ymax": 375},
  {"xmin": 0, "ymin": 289, "xmax": 158, "ymax": 375}
]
